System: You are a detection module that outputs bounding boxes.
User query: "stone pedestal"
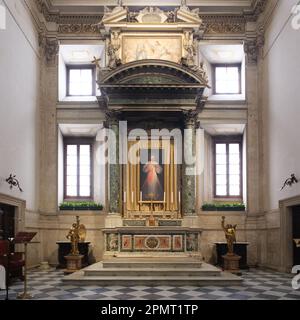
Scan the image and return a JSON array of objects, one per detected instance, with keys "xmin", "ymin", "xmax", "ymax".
[
  {"xmin": 39, "ymin": 261, "xmax": 51, "ymax": 271},
  {"xmin": 64, "ymin": 255, "xmax": 84, "ymax": 274},
  {"xmin": 222, "ymin": 253, "xmax": 241, "ymax": 274}
]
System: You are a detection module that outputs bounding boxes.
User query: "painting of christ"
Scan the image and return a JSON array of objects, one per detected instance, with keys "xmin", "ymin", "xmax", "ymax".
[{"xmin": 140, "ymin": 149, "xmax": 164, "ymax": 202}]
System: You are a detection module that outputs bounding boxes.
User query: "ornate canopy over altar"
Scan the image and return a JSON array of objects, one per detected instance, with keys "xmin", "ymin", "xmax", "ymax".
[
  {"xmin": 97, "ymin": 2, "xmax": 209, "ymax": 112},
  {"xmin": 97, "ymin": 2, "xmax": 209, "ymax": 255}
]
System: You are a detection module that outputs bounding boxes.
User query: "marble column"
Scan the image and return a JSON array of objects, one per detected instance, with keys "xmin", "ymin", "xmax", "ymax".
[
  {"xmin": 182, "ymin": 111, "xmax": 197, "ymax": 216},
  {"xmin": 106, "ymin": 110, "xmax": 121, "ymax": 214}
]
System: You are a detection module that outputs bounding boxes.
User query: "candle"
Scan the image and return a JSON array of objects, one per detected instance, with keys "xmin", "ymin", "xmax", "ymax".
[
  {"xmin": 131, "ymin": 191, "xmax": 134, "ymax": 203},
  {"xmin": 179, "ymin": 191, "xmax": 181, "ymax": 203},
  {"xmin": 171, "ymin": 192, "xmax": 173, "ymax": 204},
  {"xmin": 124, "ymin": 191, "xmax": 126, "ymax": 203},
  {"xmin": 164, "ymin": 192, "xmax": 166, "ymax": 203},
  {"xmin": 140, "ymin": 191, "xmax": 143, "ymax": 201}
]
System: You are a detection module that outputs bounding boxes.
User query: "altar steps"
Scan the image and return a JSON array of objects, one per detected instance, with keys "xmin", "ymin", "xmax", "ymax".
[
  {"xmin": 84, "ymin": 267, "xmax": 219, "ymax": 277},
  {"xmin": 63, "ymin": 273, "xmax": 242, "ymax": 287},
  {"xmin": 102, "ymin": 257, "xmax": 203, "ymax": 269},
  {"xmin": 63, "ymin": 257, "xmax": 242, "ymax": 286}
]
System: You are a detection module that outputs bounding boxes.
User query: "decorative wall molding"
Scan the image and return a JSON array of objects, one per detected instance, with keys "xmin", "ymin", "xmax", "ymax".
[
  {"xmin": 57, "ymin": 17, "xmax": 246, "ymax": 36},
  {"xmin": 39, "ymin": 33, "xmax": 59, "ymax": 63},
  {"xmin": 36, "ymin": 0, "xmax": 102, "ymax": 24},
  {"xmin": 58, "ymin": 24, "xmax": 102, "ymax": 34},
  {"xmin": 244, "ymin": 0, "xmax": 268, "ymax": 22},
  {"xmin": 34, "ymin": 0, "xmax": 268, "ymax": 37},
  {"xmin": 183, "ymin": 110, "xmax": 199, "ymax": 127},
  {"xmin": 244, "ymin": 28, "xmax": 265, "ymax": 64},
  {"xmin": 201, "ymin": 16, "xmax": 245, "ymax": 34}
]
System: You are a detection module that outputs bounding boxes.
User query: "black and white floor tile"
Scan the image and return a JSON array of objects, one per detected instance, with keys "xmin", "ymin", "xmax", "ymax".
[{"xmin": 1, "ymin": 268, "xmax": 300, "ymax": 300}]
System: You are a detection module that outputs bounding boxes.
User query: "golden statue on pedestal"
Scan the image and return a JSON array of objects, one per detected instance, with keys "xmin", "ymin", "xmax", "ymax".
[
  {"xmin": 66, "ymin": 216, "xmax": 86, "ymax": 255},
  {"xmin": 221, "ymin": 216, "xmax": 237, "ymax": 255}
]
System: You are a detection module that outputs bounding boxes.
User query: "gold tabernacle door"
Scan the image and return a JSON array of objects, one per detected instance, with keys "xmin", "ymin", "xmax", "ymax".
[{"xmin": 124, "ymin": 139, "xmax": 180, "ymax": 219}]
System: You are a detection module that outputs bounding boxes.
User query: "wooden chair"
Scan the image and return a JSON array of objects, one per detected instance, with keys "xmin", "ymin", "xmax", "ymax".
[{"xmin": 0, "ymin": 240, "xmax": 24, "ymax": 281}]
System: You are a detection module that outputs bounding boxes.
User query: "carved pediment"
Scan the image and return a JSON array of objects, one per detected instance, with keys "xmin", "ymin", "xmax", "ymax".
[
  {"xmin": 136, "ymin": 7, "xmax": 169, "ymax": 24},
  {"xmin": 101, "ymin": 4, "xmax": 203, "ymax": 26},
  {"xmin": 101, "ymin": 5, "xmax": 128, "ymax": 24},
  {"xmin": 177, "ymin": 6, "xmax": 202, "ymax": 24}
]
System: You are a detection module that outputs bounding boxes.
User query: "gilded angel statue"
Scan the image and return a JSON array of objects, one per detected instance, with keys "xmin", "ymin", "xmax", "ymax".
[{"xmin": 221, "ymin": 216, "xmax": 237, "ymax": 255}]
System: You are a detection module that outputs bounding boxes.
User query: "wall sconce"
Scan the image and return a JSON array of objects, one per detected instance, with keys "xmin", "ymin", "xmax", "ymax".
[
  {"xmin": 281, "ymin": 174, "xmax": 298, "ymax": 190},
  {"xmin": 5, "ymin": 174, "xmax": 23, "ymax": 192}
]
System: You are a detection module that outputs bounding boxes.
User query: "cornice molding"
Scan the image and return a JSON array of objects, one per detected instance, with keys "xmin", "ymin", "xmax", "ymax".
[
  {"xmin": 244, "ymin": 0, "xmax": 268, "ymax": 22},
  {"xmin": 58, "ymin": 23, "xmax": 102, "ymax": 34},
  {"xmin": 34, "ymin": 0, "xmax": 268, "ymax": 36},
  {"xmin": 201, "ymin": 15, "xmax": 246, "ymax": 34}
]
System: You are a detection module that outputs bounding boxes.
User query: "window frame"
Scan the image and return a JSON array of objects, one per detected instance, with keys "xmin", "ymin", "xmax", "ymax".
[
  {"xmin": 66, "ymin": 64, "xmax": 96, "ymax": 97},
  {"xmin": 212, "ymin": 63, "xmax": 242, "ymax": 95},
  {"xmin": 213, "ymin": 136, "xmax": 243, "ymax": 199},
  {"xmin": 63, "ymin": 137, "xmax": 94, "ymax": 201}
]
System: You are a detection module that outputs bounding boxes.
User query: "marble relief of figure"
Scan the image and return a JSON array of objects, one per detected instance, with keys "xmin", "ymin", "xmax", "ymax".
[
  {"xmin": 152, "ymin": 41, "xmax": 172, "ymax": 61},
  {"xmin": 107, "ymin": 31, "xmax": 122, "ymax": 69},
  {"xmin": 136, "ymin": 43, "xmax": 148, "ymax": 60},
  {"xmin": 183, "ymin": 31, "xmax": 195, "ymax": 66}
]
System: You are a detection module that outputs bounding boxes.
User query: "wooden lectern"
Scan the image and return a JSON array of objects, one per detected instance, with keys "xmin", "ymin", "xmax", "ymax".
[{"xmin": 14, "ymin": 232, "xmax": 37, "ymax": 300}]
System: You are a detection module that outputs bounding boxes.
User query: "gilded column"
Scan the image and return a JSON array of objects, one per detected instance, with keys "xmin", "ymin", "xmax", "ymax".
[
  {"xmin": 182, "ymin": 111, "xmax": 197, "ymax": 216},
  {"xmin": 106, "ymin": 110, "xmax": 121, "ymax": 214}
]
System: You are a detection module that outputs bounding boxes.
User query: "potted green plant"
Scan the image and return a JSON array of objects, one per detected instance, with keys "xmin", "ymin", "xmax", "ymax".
[
  {"xmin": 59, "ymin": 201, "xmax": 103, "ymax": 211},
  {"xmin": 202, "ymin": 203, "xmax": 217, "ymax": 211},
  {"xmin": 202, "ymin": 203, "xmax": 245, "ymax": 212}
]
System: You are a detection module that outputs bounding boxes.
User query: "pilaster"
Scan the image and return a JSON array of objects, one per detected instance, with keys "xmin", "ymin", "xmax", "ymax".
[
  {"xmin": 244, "ymin": 27, "xmax": 264, "ymax": 216},
  {"xmin": 39, "ymin": 36, "xmax": 59, "ymax": 215}
]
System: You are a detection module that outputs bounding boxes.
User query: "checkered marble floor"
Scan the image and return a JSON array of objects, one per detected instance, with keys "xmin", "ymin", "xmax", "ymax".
[{"xmin": 1, "ymin": 268, "xmax": 300, "ymax": 300}]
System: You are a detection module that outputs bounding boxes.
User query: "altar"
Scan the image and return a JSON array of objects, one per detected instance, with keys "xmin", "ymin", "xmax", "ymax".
[
  {"xmin": 93, "ymin": 3, "xmax": 209, "ymax": 261},
  {"xmin": 103, "ymin": 227, "xmax": 201, "ymax": 254}
]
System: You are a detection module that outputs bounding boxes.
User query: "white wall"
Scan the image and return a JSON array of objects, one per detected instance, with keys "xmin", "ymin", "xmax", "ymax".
[
  {"xmin": 58, "ymin": 52, "xmax": 67, "ymax": 101},
  {"xmin": 262, "ymin": 0, "xmax": 300, "ymax": 210},
  {"xmin": 94, "ymin": 131, "xmax": 106, "ymax": 206},
  {"xmin": 0, "ymin": 0, "xmax": 39, "ymax": 211},
  {"xmin": 57, "ymin": 129, "xmax": 64, "ymax": 205}
]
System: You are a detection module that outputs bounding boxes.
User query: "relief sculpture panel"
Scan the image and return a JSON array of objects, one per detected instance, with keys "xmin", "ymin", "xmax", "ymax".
[{"xmin": 122, "ymin": 36, "xmax": 182, "ymax": 64}]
